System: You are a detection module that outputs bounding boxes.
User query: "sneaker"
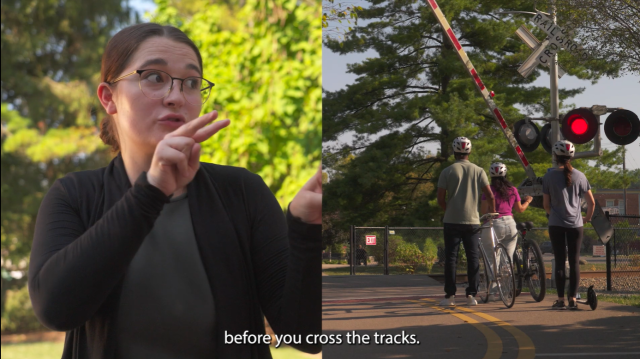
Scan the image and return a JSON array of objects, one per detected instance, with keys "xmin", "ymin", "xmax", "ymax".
[
  {"xmin": 439, "ymin": 296, "xmax": 455, "ymax": 306},
  {"xmin": 568, "ymin": 300, "xmax": 579, "ymax": 310},
  {"xmin": 467, "ymin": 295, "xmax": 477, "ymax": 306},
  {"xmin": 551, "ymin": 300, "xmax": 566, "ymax": 310}
]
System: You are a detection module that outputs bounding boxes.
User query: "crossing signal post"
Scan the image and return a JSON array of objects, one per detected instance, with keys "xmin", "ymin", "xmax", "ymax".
[{"xmin": 427, "ymin": 1, "xmax": 633, "ymax": 244}]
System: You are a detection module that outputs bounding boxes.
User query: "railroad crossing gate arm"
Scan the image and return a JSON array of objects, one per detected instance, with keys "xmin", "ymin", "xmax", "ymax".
[{"xmin": 425, "ymin": 0, "xmax": 537, "ymax": 181}]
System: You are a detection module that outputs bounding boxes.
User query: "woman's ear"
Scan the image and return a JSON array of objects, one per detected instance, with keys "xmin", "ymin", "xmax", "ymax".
[{"xmin": 97, "ymin": 83, "xmax": 117, "ymax": 115}]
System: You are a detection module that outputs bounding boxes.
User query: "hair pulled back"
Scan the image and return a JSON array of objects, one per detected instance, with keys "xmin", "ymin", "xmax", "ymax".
[
  {"xmin": 98, "ymin": 23, "xmax": 203, "ymax": 153},
  {"xmin": 556, "ymin": 155, "xmax": 573, "ymax": 187}
]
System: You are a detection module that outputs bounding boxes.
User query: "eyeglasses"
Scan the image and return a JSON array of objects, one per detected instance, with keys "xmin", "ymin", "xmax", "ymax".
[{"xmin": 107, "ymin": 69, "xmax": 215, "ymax": 105}]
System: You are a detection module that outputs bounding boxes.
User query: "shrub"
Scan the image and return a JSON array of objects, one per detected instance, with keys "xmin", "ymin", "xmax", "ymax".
[
  {"xmin": 395, "ymin": 242, "xmax": 426, "ymax": 275},
  {"xmin": 423, "ymin": 238, "xmax": 438, "ymax": 274},
  {"xmin": 1, "ymin": 285, "xmax": 46, "ymax": 334}
]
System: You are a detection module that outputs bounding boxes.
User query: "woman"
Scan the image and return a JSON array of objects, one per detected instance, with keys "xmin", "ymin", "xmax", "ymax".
[
  {"xmin": 543, "ymin": 140, "xmax": 595, "ymax": 310},
  {"xmin": 480, "ymin": 162, "xmax": 533, "ymax": 260},
  {"xmin": 28, "ymin": 23, "xmax": 321, "ymax": 359}
]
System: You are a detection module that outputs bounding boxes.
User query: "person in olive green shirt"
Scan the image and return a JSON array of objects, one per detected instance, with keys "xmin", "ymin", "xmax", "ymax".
[{"xmin": 437, "ymin": 137, "xmax": 495, "ymax": 306}]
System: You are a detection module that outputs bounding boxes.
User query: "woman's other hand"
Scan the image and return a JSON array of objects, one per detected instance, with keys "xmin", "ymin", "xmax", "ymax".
[
  {"xmin": 289, "ymin": 166, "xmax": 322, "ymax": 224},
  {"xmin": 148, "ymin": 111, "xmax": 230, "ymax": 196}
]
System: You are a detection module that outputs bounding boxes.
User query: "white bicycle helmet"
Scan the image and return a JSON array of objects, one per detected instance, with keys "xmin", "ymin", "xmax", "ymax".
[
  {"xmin": 553, "ymin": 140, "xmax": 575, "ymax": 157},
  {"xmin": 452, "ymin": 137, "xmax": 472, "ymax": 153},
  {"xmin": 489, "ymin": 162, "xmax": 507, "ymax": 177}
]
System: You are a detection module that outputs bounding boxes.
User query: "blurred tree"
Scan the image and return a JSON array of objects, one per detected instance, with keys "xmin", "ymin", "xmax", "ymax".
[
  {"xmin": 151, "ymin": 0, "xmax": 322, "ymax": 207},
  {"xmin": 1, "ymin": 0, "xmax": 135, "ymax": 320}
]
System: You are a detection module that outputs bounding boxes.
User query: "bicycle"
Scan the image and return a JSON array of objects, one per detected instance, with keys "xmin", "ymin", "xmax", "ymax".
[
  {"xmin": 476, "ymin": 213, "xmax": 516, "ymax": 308},
  {"xmin": 512, "ymin": 221, "xmax": 546, "ymax": 302}
]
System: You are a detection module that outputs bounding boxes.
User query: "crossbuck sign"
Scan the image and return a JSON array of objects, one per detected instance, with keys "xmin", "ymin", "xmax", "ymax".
[{"xmin": 517, "ymin": 11, "xmax": 587, "ymax": 78}]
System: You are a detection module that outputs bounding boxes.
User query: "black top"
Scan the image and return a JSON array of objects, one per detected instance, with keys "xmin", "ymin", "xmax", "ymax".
[
  {"xmin": 28, "ymin": 154, "xmax": 321, "ymax": 359},
  {"xmin": 115, "ymin": 191, "xmax": 216, "ymax": 359}
]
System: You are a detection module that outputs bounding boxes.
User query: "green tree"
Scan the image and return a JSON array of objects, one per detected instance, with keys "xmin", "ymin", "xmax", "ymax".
[
  {"xmin": 151, "ymin": 0, "xmax": 322, "ymax": 207},
  {"xmin": 1, "ymin": 0, "xmax": 135, "ymax": 321},
  {"xmin": 322, "ymin": 0, "xmax": 625, "ymax": 232},
  {"xmin": 556, "ymin": 0, "xmax": 640, "ymax": 75},
  {"xmin": 322, "ymin": 0, "xmax": 362, "ymax": 42}
]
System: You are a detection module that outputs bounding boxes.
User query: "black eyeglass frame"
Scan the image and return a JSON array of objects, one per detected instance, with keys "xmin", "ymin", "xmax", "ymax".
[{"xmin": 107, "ymin": 69, "xmax": 215, "ymax": 104}]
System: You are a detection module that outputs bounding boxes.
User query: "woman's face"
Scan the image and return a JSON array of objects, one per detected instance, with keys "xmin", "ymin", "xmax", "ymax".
[{"xmin": 99, "ymin": 37, "xmax": 203, "ymax": 155}]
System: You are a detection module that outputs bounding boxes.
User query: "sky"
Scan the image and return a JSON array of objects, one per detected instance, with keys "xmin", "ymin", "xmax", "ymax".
[{"xmin": 130, "ymin": 0, "xmax": 640, "ymax": 170}]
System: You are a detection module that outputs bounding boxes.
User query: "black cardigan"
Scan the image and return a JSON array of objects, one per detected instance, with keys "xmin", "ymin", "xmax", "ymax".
[{"xmin": 28, "ymin": 154, "xmax": 321, "ymax": 358}]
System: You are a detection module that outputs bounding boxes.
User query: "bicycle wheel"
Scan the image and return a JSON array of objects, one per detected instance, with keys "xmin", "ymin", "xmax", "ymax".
[
  {"xmin": 513, "ymin": 247, "xmax": 523, "ymax": 297},
  {"xmin": 477, "ymin": 244, "xmax": 490, "ymax": 303},
  {"xmin": 495, "ymin": 243, "xmax": 516, "ymax": 308},
  {"xmin": 526, "ymin": 239, "xmax": 546, "ymax": 302}
]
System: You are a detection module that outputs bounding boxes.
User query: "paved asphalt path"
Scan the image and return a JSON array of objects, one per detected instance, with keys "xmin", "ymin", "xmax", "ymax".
[{"xmin": 322, "ymin": 275, "xmax": 640, "ymax": 359}]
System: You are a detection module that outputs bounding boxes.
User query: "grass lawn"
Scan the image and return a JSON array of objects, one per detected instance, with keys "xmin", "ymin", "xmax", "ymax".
[
  {"xmin": 0, "ymin": 341, "xmax": 319, "ymax": 359},
  {"xmin": 324, "ymin": 261, "xmax": 612, "ymax": 276},
  {"xmin": 596, "ymin": 294, "xmax": 640, "ymax": 308},
  {"xmin": 543, "ymin": 288, "xmax": 640, "ymax": 308},
  {"xmin": 323, "ymin": 264, "xmax": 474, "ymax": 276},
  {"xmin": 0, "ymin": 341, "xmax": 64, "ymax": 359}
]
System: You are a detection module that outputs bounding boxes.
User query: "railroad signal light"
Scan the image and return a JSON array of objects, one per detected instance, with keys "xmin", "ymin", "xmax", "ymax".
[
  {"xmin": 604, "ymin": 109, "xmax": 639, "ymax": 145},
  {"xmin": 540, "ymin": 123, "xmax": 553, "ymax": 154},
  {"xmin": 513, "ymin": 119, "xmax": 541, "ymax": 152},
  {"xmin": 561, "ymin": 108, "xmax": 599, "ymax": 144}
]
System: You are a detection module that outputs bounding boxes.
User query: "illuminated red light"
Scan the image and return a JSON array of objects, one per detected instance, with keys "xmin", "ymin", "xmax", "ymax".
[
  {"xmin": 570, "ymin": 116, "xmax": 588, "ymax": 135},
  {"xmin": 561, "ymin": 109, "xmax": 599, "ymax": 144}
]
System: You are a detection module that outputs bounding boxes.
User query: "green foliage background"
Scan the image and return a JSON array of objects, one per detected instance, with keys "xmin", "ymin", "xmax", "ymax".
[
  {"xmin": 1, "ymin": 0, "xmax": 320, "ymax": 334},
  {"xmin": 152, "ymin": 0, "xmax": 322, "ymax": 205}
]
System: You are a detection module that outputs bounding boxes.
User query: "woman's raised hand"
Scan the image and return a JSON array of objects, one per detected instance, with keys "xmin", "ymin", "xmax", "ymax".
[
  {"xmin": 289, "ymin": 166, "xmax": 322, "ymax": 224},
  {"xmin": 148, "ymin": 111, "xmax": 230, "ymax": 196}
]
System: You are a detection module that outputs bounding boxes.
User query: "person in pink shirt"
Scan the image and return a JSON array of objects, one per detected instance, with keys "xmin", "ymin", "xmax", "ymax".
[{"xmin": 480, "ymin": 163, "xmax": 533, "ymax": 261}]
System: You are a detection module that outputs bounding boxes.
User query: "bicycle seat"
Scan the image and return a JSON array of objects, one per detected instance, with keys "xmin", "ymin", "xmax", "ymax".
[
  {"xmin": 479, "ymin": 213, "xmax": 500, "ymax": 222},
  {"xmin": 516, "ymin": 222, "xmax": 534, "ymax": 232}
]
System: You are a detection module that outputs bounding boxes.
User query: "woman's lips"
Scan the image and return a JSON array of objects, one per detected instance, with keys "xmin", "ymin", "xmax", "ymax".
[{"xmin": 157, "ymin": 119, "xmax": 184, "ymax": 129}]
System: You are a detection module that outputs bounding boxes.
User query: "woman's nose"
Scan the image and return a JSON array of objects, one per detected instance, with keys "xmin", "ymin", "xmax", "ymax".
[{"xmin": 163, "ymin": 79, "xmax": 186, "ymax": 107}]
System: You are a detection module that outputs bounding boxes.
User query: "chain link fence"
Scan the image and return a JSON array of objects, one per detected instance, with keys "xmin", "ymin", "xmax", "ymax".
[
  {"xmin": 606, "ymin": 214, "xmax": 640, "ymax": 293},
  {"xmin": 351, "ymin": 226, "xmax": 470, "ymax": 276},
  {"xmin": 347, "ymin": 218, "xmax": 640, "ymax": 294}
]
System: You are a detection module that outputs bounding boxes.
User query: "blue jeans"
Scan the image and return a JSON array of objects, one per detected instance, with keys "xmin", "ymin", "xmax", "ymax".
[{"xmin": 444, "ymin": 223, "xmax": 480, "ymax": 297}]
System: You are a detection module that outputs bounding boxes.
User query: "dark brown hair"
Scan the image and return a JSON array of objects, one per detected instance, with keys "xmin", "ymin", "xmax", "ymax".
[
  {"xmin": 491, "ymin": 176, "xmax": 515, "ymax": 200},
  {"xmin": 556, "ymin": 155, "xmax": 573, "ymax": 187},
  {"xmin": 99, "ymin": 23, "xmax": 203, "ymax": 152}
]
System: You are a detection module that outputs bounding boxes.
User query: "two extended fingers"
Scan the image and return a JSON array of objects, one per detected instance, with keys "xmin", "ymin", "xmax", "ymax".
[{"xmin": 157, "ymin": 137, "xmax": 197, "ymax": 176}]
